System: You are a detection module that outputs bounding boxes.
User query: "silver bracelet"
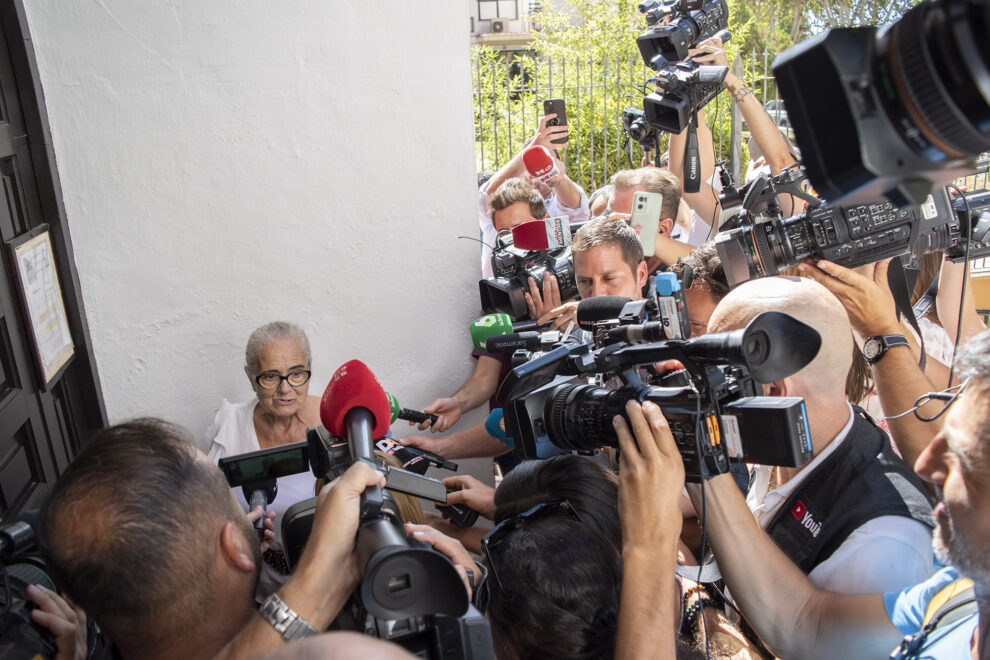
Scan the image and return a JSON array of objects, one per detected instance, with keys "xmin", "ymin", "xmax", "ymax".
[{"xmin": 258, "ymin": 592, "xmax": 318, "ymax": 641}]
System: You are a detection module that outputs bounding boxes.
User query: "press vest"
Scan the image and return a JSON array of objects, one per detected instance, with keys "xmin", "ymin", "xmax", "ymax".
[{"xmin": 762, "ymin": 408, "xmax": 935, "ymax": 574}]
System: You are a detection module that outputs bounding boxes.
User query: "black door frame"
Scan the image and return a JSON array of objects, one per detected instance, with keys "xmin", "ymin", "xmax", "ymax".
[{"xmin": 0, "ymin": 1, "xmax": 107, "ymax": 514}]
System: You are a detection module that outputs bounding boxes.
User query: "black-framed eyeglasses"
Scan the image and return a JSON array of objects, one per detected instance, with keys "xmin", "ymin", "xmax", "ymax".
[
  {"xmin": 254, "ymin": 370, "xmax": 312, "ymax": 390},
  {"xmin": 886, "ymin": 380, "xmax": 968, "ymax": 423},
  {"xmin": 481, "ymin": 500, "xmax": 579, "ymax": 594}
]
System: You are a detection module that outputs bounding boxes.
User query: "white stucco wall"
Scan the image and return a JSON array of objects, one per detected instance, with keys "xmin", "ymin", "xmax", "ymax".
[{"xmin": 22, "ymin": 2, "xmax": 488, "ymax": 469}]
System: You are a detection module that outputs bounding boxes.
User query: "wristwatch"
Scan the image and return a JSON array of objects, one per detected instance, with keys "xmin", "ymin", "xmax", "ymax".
[
  {"xmin": 863, "ymin": 334, "xmax": 909, "ymax": 365},
  {"xmin": 258, "ymin": 593, "xmax": 318, "ymax": 641}
]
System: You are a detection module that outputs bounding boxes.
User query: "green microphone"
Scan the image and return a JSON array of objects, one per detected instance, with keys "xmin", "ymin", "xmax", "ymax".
[
  {"xmin": 470, "ymin": 313, "xmax": 548, "ymax": 351},
  {"xmin": 386, "ymin": 392, "xmax": 438, "ymax": 427}
]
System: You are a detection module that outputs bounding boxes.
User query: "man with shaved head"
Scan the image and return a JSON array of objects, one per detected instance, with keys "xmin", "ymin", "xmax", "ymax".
[{"xmin": 707, "ymin": 276, "xmax": 935, "ymax": 594}]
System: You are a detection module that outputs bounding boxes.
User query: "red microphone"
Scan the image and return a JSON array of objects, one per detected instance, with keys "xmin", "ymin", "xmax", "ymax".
[
  {"xmin": 321, "ymin": 360, "xmax": 392, "ymax": 450},
  {"xmin": 511, "ymin": 217, "xmax": 571, "ymax": 251},
  {"xmin": 522, "ymin": 145, "xmax": 559, "ymax": 184}
]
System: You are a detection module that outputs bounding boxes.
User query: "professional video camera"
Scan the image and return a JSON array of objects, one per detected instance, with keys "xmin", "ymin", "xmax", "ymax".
[
  {"xmin": 219, "ymin": 361, "xmax": 494, "ymax": 659},
  {"xmin": 498, "ymin": 310, "xmax": 819, "ymax": 480},
  {"xmin": 771, "ymin": 0, "xmax": 989, "ymax": 207},
  {"xmin": 479, "ymin": 220, "xmax": 579, "ymax": 321},
  {"xmin": 0, "ymin": 520, "xmax": 57, "ymax": 658},
  {"xmin": 714, "ymin": 175, "xmax": 990, "ymax": 287},
  {"xmin": 717, "ymin": 163, "xmax": 819, "ymax": 224},
  {"xmin": 636, "ymin": 0, "xmax": 729, "ymax": 135},
  {"xmin": 622, "ymin": 106, "xmax": 660, "ymax": 153}
]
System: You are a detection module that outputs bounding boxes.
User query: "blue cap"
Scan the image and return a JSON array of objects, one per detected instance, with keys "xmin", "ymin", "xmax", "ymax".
[{"xmin": 655, "ymin": 271, "xmax": 681, "ymax": 296}]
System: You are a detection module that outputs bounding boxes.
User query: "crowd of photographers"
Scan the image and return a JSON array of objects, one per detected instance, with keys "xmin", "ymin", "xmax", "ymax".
[{"xmin": 9, "ymin": 3, "xmax": 990, "ymax": 658}]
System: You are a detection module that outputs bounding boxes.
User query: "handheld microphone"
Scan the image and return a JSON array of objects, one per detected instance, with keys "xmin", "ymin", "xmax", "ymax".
[
  {"xmin": 485, "ymin": 330, "xmax": 562, "ymax": 354},
  {"xmin": 249, "ymin": 490, "xmax": 269, "ymax": 534},
  {"xmin": 511, "ymin": 217, "xmax": 571, "ymax": 251},
  {"xmin": 576, "ymin": 296, "xmax": 633, "ymax": 331},
  {"xmin": 655, "ymin": 272, "xmax": 690, "ymax": 340},
  {"xmin": 484, "ymin": 408, "xmax": 513, "ymax": 450},
  {"xmin": 469, "ymin": 313, "xmax": 549, "ymax": 351},
  {"xmin": 385, "ymin": 392, "xmax": 439, "ymax": 427},
  {"xmin": 522, "ymin": 145, "xmax": 558, "ymax": 183},
  {"xmin": 321, "ymin": 360, "xmax": 392, "ymax": 459},
  {"xmin": 375, "ymin": 439, "xmax": 458, "ymax": 475}
]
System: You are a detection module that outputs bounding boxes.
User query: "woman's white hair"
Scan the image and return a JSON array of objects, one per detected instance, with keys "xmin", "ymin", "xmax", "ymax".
[{"xmin": 244, "ymin": 321, "xmax": 311, "ymax": 375}]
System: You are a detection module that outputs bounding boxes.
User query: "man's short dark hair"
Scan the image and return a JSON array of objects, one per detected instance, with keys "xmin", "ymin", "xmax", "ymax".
[
  {"xmin": 488, "ymin": 178, "xmax": 545, "ymax": 223},
  {"xmin": 39, "ymin": 419, "xmax": 240, "ymax": 654},
  {"xmin": 572, "ymin": 217, "xmax": 644, "ymax": 276},
  {"xmin": 670, "ymin": 242, "xmax": 730, "ymax": 300}
]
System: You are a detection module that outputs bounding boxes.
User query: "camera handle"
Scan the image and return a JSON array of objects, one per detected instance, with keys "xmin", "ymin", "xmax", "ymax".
[{"xmin": 241, "ymin": 478, "xmax": 277, "ymax": 538}]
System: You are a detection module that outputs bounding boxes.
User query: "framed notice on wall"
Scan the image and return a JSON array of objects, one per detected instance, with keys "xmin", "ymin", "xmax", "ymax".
[{"xmin": 7, "ymin": 225, "xmax": 74, "ymax": 390}]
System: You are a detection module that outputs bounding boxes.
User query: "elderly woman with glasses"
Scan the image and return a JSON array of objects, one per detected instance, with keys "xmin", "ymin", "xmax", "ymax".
[{"xmin": 206, "ymin": 320, "xmax": 321, "ymax": 598}]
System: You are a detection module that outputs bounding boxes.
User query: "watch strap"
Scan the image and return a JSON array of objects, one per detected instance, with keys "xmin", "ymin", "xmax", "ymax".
[
  {"xmin": 865, "ymin": 334, "xmax": 909, "ymax": 365},
  {"xmin": 259, "ymin": 592, "xmax": 318, "ymax": 641}
]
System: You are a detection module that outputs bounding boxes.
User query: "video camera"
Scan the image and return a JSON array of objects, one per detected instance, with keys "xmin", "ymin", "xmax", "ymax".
[
  {"xmin": 479, "ymin": 226, "xmax": 579, "ymax": 322},
  {"xmin": 218, "ymin": 411, "xmax": 493, "ymax": 659},
  {"xmin": 0, "ymin": 520, "xmax": 58, "ymax": 659},
  {"xmin": 771, "ymin": 0, "xmax": 989, "ymax": 207},
  {"xmin": 497, "ymin": 310, "xmax": 819, "ymax": 481},
  {"xmin": 637, "ymin": 0, "xmax": 730, "ymax": 134},
  {"xmin": 713, "ymin": 167, "xmax": 990, "ymax": 288}
]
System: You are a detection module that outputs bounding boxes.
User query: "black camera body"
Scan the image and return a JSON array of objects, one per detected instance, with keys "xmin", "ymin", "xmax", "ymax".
[
  {"xmin": 479, "ymin": 234, "xmax": 578, "ymax": 321},
  {"xmin": 771, "ymin": 0, "xmax": 989, "ymax": 207},
  {"xmin": 715, "ymin": 180, "xmax": 990, "ymax": 288},
  {"xmin": 0, "ymin": 521, "xmax": 58, "ymax": 659},
  {"xmin": 498, "ymin": 311, "xmax": 820, "ymax": 481},
  {"xmin": 622, "ymin": 106, "xmax": 660, "ymax": 152},
  {"xmin": 637, "ymin": 0, "xmax": 729, "ymax": 64},
  {"xmin": 643, "ymin": 62, "xmax": 727, "ymax": 134},
  {"xmin": 635, "ymin": 0, "xmax": 729, "ymax": 134}
]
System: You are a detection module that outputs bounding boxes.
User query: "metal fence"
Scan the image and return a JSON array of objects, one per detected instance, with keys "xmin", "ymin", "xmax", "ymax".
[
  {"xmin": 472, "ymin": 48, "xmax": 989, "ymax": 196},
  {"xmin": 472, "ymin": 48, "xmax": 794, "ymax": 191}
]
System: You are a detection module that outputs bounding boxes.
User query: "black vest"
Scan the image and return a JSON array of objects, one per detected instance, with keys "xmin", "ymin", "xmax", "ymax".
[{"xmin": 762, "ymin": 407, "xmax": 935, "ymax": 574}]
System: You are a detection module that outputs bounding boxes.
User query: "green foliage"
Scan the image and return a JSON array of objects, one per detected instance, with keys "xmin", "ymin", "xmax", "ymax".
[{"xmin": 472, "ymin": 0, "xmax": 806, "ymax": 192}]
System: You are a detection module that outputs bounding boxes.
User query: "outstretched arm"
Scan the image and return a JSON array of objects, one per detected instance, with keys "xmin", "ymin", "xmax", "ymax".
[
  {"xmin": 685, "ymin": 473, "xmax": 901, "ymax": 660},
  {"xmin": 613, "ymin": 401, "xmax": 684, "ymax": 660},
  {"xmin": 418, "ymin": 356, "xmax": 503, "ymax": 432},
  {"xmin": 935, "ymin": 255, "xmax": 986, "ymax": 349},
  {"xmin": 486, "ymin": 113, "xmax": 569, "ymax": 198},
  {"xmin": 798, "ymin": 259, "xmax": 942, "ymax": 470}
]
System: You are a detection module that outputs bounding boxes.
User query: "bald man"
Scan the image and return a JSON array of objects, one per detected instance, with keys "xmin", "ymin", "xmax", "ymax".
[{"xmin": 706, "ymin": 276, "xmax": 936, "ymax": 594}]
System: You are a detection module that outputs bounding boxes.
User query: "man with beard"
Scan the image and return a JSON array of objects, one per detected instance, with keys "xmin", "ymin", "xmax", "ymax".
[
  {"xmin": 641, "ymin": 330, "xmax": 990, "ymax": 659},
  {"xmin": 38, "ymin": 418, "xmax": 410, "ymax": 659}
]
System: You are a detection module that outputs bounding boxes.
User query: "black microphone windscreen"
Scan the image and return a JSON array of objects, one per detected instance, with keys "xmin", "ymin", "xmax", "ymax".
[{"xmin": 577, "ymin": 296, "xmax": 632, "ymax": 328}]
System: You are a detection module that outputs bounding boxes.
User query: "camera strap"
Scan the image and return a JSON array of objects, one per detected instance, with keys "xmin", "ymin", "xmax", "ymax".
[
  {"xmin": 911, "ymin": 272, "xmax": 940, "ymax": 320},
  {"xmin": 887, "ymin": 257, "xmax": 927, "ymax": 372}
]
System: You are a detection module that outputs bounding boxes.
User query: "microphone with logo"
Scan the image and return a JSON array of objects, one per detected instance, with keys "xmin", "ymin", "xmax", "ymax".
[
  {"xmin": 522, "ymin": 144, "xmax": 559, "ymax": 185},
  {"xmin": 469, "ymin": 313, "xmax": 550, "ymax": 351},
  {"xmin": 317, "ymin": 360, "xmax": 469, "ymax": 620}
]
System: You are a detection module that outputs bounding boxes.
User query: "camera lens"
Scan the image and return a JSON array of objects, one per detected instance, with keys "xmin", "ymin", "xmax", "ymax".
[
  {"xmin": 546, "ymin": 384, "xmax": 623, "ymax": 451},
  {"xmin": 628, "ymin": 118, "xmax": 648, "ymax": 141},
  {"xmin": 876, "ymin": 0, "xmax": 990, "ymax": 162}
]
